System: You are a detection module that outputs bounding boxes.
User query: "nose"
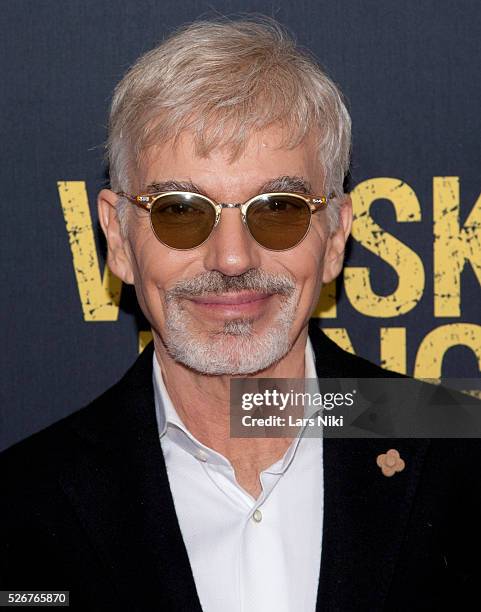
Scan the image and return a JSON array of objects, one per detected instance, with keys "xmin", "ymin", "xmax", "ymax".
[{"xmin": 202, "ymin": 208, "xmax": 261, "ymax": 276}]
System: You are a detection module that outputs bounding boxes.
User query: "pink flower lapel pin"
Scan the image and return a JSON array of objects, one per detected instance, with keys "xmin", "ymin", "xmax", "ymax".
[{"xmin": 376, "ymin": 449, "xmax": 405, "ymax": 477}]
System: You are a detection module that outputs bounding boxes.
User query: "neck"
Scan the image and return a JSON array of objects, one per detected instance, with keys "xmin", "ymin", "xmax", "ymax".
[{"xmin": 152, "ymin": 325, "xmax": 309, "ymax": 498}]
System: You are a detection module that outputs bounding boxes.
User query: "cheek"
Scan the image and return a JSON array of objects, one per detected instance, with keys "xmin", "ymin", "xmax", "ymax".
[
  {"xmin": 129, "ymin": 231, "xmax": 161, "ymax": 286},
  {"xmin": 267, "ymin": 234, "xmax": 328, "ymax": 298},
  {"xmin": 282, "ymin": 228, "xmax": 330, "ymax": 311},
  {"xmin": 293, "ymin": 225, "xmax": 329, "ymax": 280},
  {"xmin": 126, "ymin": 232, "xmax": 171, "ymax": 321},
  {"xmin": 128, "ymin": 230, "xmax": 201, "ymax": 307},
  {"xmin": 307, "ymin": 219, "xmax": 330, "ymax": 272}
]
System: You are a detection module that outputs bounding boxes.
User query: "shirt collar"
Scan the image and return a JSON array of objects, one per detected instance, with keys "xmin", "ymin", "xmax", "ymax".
[{"xmin": 153, "ymin": 337, "xmax": 318, "ymax": 463}]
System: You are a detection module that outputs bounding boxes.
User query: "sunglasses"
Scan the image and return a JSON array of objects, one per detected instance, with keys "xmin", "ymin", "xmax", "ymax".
[{"xmin": 117, "ymin": 190, "xmax": 333, "ymax": 251}]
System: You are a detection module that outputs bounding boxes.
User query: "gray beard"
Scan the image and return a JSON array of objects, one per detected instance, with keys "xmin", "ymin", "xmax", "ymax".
[{"xmin": 161, "ymin": 270, "xmax": 298, "ymax": 375}]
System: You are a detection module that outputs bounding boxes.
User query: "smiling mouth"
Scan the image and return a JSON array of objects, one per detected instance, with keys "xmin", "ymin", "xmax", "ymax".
[
  {"xmin": 188, "ymin": 291, "xmax": 272, "ymax": 305},
  {"xmin": 185, "ymin": 291, "xmax": 274, "ymax": 315}
]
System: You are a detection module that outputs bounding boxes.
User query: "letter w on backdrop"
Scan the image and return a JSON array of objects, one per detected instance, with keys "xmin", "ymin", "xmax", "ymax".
[{"xmin": 58, "ymin": 181, "xmax": 121, "ymax": 321}]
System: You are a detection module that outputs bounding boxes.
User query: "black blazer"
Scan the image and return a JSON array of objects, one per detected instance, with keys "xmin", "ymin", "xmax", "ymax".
[{"xmin": 1, "ymin": 322, "xmax": 481, "ymax": 611}]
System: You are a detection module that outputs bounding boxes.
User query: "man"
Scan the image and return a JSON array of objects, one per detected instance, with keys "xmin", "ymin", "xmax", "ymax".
[{"xmin": 1, "ymin": 17, "xmax": 481, "ymax": 612}]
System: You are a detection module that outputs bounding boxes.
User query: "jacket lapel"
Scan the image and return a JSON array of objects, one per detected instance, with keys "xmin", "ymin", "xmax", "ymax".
[
  {"xmin": 317, "ymin": 437, "xmax": 429, "ymax": 611},
  {"xmin": 57, "ymin": 325, "xmax": 429, "ymax": 611},
  {"xmin": 309, "ymin": 322, "xmax": 430, "ymax": 611},
  {"xmin": 58, "ymin": 344, "xmax": 203, "ymax": 611}
]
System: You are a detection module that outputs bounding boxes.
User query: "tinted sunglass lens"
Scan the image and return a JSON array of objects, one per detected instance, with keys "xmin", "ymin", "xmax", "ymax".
[
  {"xmin": 150, "ymin": 194, "xmax": 216, "ymax": 249},
  {"xmin": 246, "ymin": 195, "xmax": 311, "ymax": 250}
]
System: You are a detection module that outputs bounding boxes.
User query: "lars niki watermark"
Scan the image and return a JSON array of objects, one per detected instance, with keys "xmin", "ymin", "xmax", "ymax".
[{"xmin": 241, "ymin": 413, "xmax": 344, "ymax": 428}]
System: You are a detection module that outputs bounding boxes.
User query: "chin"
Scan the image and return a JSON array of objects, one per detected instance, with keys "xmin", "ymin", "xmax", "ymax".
[
  {"xmin": 162, "ymin": 287, "xmax": 300, "ymax": 375},
  {"xmin": 164, "ymin": 318, "xmax": 292, "ymax": 375}
]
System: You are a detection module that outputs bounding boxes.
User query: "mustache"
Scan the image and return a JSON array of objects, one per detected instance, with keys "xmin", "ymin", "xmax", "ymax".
[{"xmin": 166, "ymin": 269, "xmax": 296, "ymax": 299}]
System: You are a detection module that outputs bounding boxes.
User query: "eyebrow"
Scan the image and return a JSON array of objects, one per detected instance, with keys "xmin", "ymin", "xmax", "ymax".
[
  {"xmin": 259, "ymin": 175, "xmax": 312, "ymax": 194},
  {"xmin": 142, "ymin": 175, "xmax": 313, "ymax": 198},
  {"xmin": 143, "ymin": 180, "xmax": 203, "ymax": 194}
]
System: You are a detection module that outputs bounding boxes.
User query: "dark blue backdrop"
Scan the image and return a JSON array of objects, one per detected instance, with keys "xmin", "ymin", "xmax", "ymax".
[{"xmin": 1, "ymin": 0, "xmax": 480, "ymax": 451}]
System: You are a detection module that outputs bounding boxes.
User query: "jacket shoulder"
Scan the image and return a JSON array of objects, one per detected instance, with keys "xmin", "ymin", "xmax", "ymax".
[{"xmin": 308, "ymin": 321, "xmax": 404, "ymax": 379}]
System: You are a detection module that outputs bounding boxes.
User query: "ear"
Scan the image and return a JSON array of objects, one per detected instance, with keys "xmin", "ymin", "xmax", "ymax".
[
  {"xmin": 97, "ymin": 189, "xmax": 135, "ymax": 285},
  {"xmin": 322, "ymin": 194, "xmax": 353, "ymax": 284}
]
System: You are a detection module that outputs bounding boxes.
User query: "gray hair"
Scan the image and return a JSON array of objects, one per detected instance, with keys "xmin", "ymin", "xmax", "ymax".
[{"xmin": 107, "ymin": 17, "xmax": 351, "ymax": 233}]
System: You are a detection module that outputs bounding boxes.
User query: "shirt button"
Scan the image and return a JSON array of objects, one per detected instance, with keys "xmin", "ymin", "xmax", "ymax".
[
  {"xmin": 195, "ymin": 450, "xmax": 209, "ymax": 462},
  {"xmin": 252, "ymin": 509, "xmax": 263, "ymax": 523}
]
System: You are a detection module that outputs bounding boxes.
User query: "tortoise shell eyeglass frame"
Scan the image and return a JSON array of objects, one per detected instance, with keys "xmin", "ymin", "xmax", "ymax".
[{"xmin": 116, "ymin": 190, "xmax": 334, "ymax": 251}]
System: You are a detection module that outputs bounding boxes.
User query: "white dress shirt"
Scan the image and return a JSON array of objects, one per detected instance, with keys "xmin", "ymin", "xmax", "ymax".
[{"xmin": 153, "ymin": 339, "xmax": 323, "ymax": 612}]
